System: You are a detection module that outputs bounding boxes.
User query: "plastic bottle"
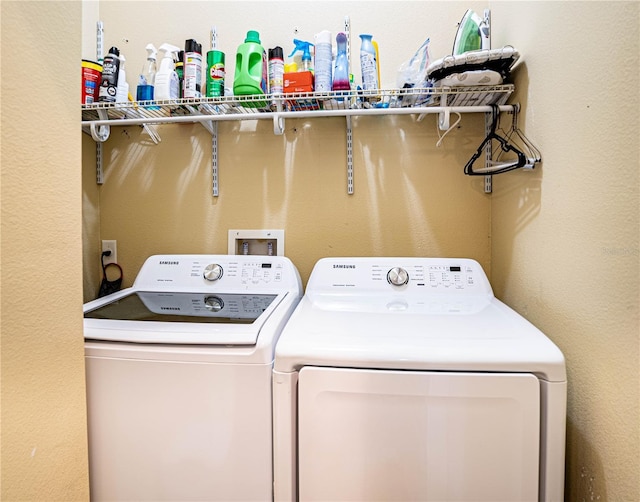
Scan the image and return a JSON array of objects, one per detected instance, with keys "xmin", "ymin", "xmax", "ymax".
[
  {"xmin": 332, "ymin": 32, "xmax": 350, "ymax": 91},
  {"xmin": 183, "ymin": 39, "xmax": 203, "ymax": 98},
  {"xmin": 175, "ymin": 51, "xmax": 184, "ymax": 98},
  {"xmin": 115, "ymin": 53, "xmax": 129, "ymax": 103},
  {"xmin": 98, "ymin": 46, "xmax": 120, "ymax": 102},
  {"xmin": 289, "ymin": 39, "xmax": 313, "ymax": 72},
  {"xmin": 155, "ymin": 43, "xmax": 181, "ymax": 100},
  {"xmin": 136, "ymin": 43, "xmax": 157, "ymax": 101},
  {"xmin": 359, "ymin": 34, "xmax": 379, "ymax": 91},
  {"xmin": 268, "ymin": 46, "xmax": 284, "ymax": 95},
  {"xmin": 233, "ymin": 30, "xmax": 268, "ymax": 97},
  {"xmin": 314, "ymin": 30, "xmax": 332, "ymax": 93}
]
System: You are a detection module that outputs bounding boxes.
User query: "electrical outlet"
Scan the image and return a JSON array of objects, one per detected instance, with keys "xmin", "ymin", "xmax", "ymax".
[{"xmin": 101, "ymin": 240, "xmax": 117, "ymax": 265}]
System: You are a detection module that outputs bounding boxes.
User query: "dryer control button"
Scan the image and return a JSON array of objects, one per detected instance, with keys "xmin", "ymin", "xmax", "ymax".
[
  {"xmin": 203, "ymin": 263, "xmax": 224, "ymax": 282},
  {"xmin": 204, "ymin": 295, "xmax": 224, "ymax": 312},
  {"xmin": 387, "ymin": 267, "xmax": 409, "ymax": 286}
]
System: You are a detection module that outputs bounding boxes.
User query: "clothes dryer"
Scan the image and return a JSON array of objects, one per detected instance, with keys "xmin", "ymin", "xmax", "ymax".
[
  {"xmin": 273, "ymin": 257, "xmax": 566, "ymax": 502},
  {"xmin": 84, "ymin": 254, "xmax": 302, "ymax": 501}
]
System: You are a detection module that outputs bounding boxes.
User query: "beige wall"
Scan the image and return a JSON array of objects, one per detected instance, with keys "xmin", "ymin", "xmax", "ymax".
[
  {"xmin": 83, "ymin": 3, "xmax": 639, "ymax": 500},
  {"xmin": 1, "ymin": 1, "xmax": 635, "ymax": 501},
  {"xmin": 1, "ymin": 1, "xmax": 90, "ymax": 500},
  {"xmin": 490, "ymin": 2, "xmax": 639, "ymax": 500},
  {"xmin": 85, "ymin": 1, "xmax": 493, "ymax": 296}
]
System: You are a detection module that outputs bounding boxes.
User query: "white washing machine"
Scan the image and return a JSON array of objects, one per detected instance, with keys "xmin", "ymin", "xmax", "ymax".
[
  {"xmin": 84, "ymin": 254, "xmax": 302, "ymax": 501},
  {"xmin": 273, "ymin": 257, "xmax": 566, "ymax": 502}
]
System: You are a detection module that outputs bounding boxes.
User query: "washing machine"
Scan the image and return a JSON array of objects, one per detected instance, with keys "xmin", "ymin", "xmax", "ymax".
[
  {"xmin": 84, "ymin": 254, "xmax": 302, "ymax": 501},
  {"xmin": 273, "ymin": 257, "xmax": 566, "ymax": 502}
]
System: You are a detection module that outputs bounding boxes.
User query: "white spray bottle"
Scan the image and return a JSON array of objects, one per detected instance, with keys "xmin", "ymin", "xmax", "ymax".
[
  {"xmin": 116, "ymin": 53, "xmax": 129, "ymax": 103},
  {"xmin": 155, "ymin": 43, "xmax": 181, "ymax": 100}
]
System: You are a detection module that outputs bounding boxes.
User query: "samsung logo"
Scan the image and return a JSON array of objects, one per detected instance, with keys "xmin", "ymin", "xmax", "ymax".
[
  {"xmin": 160, "ymin": 307, "xmax": 181, "ymax": 311},
  {"xmin": 333, "ymin": 264, "xmax": 356, "ymax": 269},
  {"xmin": 159, "ymin": 261, "xmax": 179, "ymax": 265}
]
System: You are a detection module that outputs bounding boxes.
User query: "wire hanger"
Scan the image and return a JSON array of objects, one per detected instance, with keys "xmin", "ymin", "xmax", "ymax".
[
  {"xmin": 464, "ymin": 105, "xmax": 527, "ymax": 176},
  {"xmin": 501, "ymin": 104, "xmax": 541, "ymax": 169}
]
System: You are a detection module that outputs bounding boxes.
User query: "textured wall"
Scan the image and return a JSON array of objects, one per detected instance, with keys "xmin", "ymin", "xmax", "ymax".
[
  {"xmin": 87, "ymin": 1, "xmax": 493, "ymax": 291},
  {"xmin": 1, "ymin": 1, "xmax": 90, "ymax": 500},
  {"xmin": 79, "ymin": 1, "xmax": 640, "ymax": 501},
  {"xmin": 490, "ymin": 2, "xmax": 640, "ymax": 500}
]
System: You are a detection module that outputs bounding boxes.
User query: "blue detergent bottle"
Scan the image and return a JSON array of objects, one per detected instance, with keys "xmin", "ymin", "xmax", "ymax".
[{"xmin": 234, "ymin": 30, "xmax": 268, "ymax": 106}]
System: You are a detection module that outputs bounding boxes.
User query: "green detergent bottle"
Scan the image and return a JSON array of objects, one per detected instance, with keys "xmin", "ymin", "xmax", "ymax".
[{"xmin": 233, "ymin": 30, "xmax": 268, "ymax": 107}]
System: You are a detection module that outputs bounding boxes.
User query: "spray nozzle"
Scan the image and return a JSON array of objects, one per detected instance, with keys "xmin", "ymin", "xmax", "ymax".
[
  {"xmin": 145, "ymin": 43, "xmax": 158, "ymax": 61},
  {"xmin": 159, "ymin": 43, "xmax": 181, "ymax": 59},
  {"xmin": 289, "ymin": 39, "xmax": 314, "ymax": 69}
]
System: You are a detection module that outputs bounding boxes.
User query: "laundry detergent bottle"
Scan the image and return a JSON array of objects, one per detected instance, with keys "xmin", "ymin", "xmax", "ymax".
[{"xmin": 233, "ymin": 30, "xmax": 268, "ymax": 106}]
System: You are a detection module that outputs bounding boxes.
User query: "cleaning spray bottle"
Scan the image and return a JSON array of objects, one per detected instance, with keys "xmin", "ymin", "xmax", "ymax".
[
  {"xmin": 98, "ymin": 46, "xmax": 120, "ymax": 102},
  {"xmin": 115, "ymin": 53, "xmax": 129, "ymax": 103},
  {"xmin": 155, "ymin": 43, "xmax": 181, "ymax": 100},
  {"xmin": 314, "ymin": 30, "xmax": 332, "ymax": 93},
  {"xmin": 284, "ymin": 39, "xmax": 314, "ymax": 93},
  {"xmin": 136, "ymin": 43, "xmax": 157, "ymax": 101},
  {"xmin": 332, "ymin": 32, "xmax": 350, "ymax": 91}
]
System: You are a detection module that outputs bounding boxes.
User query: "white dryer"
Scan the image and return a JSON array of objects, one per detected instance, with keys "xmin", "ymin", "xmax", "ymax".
[
  {"xmin": 84, "ymin": 254, "xmax": 302, "ymax": 501},
  {"xmin": 273, "ymin": 257, "xmax": 566, "ymax": 502}
]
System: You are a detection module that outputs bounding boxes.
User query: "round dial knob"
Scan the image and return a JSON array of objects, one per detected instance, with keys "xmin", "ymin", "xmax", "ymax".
[
  {"xmin": 387, "ymin": 267, "xmax": 409, "ymax": 286},
  {"xmin": 203, "ymin": 263, "xmax": 223, "ymax": 282},
  {"xmin": 204, "ymin": 296, "xmax": 224, "ymax": 312}
]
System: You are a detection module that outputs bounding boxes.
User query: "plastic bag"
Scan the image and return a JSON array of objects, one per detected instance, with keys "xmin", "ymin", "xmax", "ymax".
[{"xmin": 396, "ymin": 38, "xmax": 433, "ymax": 106}]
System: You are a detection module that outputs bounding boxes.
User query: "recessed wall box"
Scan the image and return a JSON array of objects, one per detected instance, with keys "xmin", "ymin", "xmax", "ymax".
[{"xmin": 228, "ymin": 229, "xmax": 285, "ymax": 256}]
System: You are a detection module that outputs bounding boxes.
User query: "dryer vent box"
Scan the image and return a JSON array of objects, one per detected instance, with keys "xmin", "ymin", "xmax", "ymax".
[{"xmin": 228, "ymin": 229, "xmax": 285, "ymax": 256}]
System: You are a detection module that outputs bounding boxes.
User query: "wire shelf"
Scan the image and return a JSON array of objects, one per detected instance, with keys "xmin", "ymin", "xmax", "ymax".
[{"xmin": 81, "ymin": 85, "xmax": 514, "ymax": 126}]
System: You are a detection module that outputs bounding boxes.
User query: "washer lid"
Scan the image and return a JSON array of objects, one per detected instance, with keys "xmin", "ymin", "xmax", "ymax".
[
  {"xmin": 84, "ymin": 290, "xmax": 286, "ymax": 345},
  {"xmin": 274, "ymin": 295, "xmax": 566, "ymax": 382}
]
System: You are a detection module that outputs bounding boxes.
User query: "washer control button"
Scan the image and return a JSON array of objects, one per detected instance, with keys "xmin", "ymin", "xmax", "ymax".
[
  {"xmin": 203, "ymin": 263, "xmax": 223, "ymax": 282},
  {"xmin": 387, "ymin": 267, "xmax": 409, "ymax": 286},
  {"xmin": 204, "ymin": 296, "xmax": 224, "ymax": 312}
]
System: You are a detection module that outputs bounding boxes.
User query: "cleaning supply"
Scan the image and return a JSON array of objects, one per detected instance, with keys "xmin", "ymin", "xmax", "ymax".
[
  {"xmin": 115, "ymin": 53, "xmax": 129, "ymax": 103},
  {"xmin": 155, "ymin": 43, "xmax": 181, "ymax": 100},
  {"xmin": 98, "ymin": 46, "xmax": 120, "ymax": 102},
  {"xmin": 81, "ymin": 60, "xmax": 102, "ymax": 104},
  {"xmin": 284, "ymin": 40, "xmax": 314, "ymax": 93},
  {"xmin": 359, "ymin": 34, "xmax": 379, "ymax": 91},
  {"xmin": 332, "ymin": 32, "xmax": 350, "ymax": 91},
  {"xmin": 175, "ymin": 51, "xmax": 184, "ymax": 98},
  {"xmin": 268, "ymin": 46, "xmax": 284, "ymax": 95},
  {"xmin": 314, "ymin": 30, "xmax": 332, "ymax": 93},
  {"xmin": 289, "ymin": 39, "xmax": 313, "ymax": 71},
  {"xmin": 136, "ymin": 44, "xmax": 157, "ymax": 101},
  {"xmin": 233, "ymin": 30, "xmax": 268, "ymax": 98},
  {"xmin": 206, "ymin": 50, "xmax": 225, "ymax": 97},
  {"xmin": 183, "ymin": 39, "xmax": 203, "ymax": 98}
]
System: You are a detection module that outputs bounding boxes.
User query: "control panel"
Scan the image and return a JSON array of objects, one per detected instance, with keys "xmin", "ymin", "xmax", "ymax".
[
  {"xmin": 307, "ymin": 257, "xmax": 493, "ymax": 296},
  {"xmin": 132, "ymin": 255, "xmax": 299, "ymax": 291}
]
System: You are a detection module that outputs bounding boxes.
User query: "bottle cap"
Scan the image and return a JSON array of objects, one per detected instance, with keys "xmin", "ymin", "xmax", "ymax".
[
  {"xmin": 109, "ymin": 46, "xmax": 120, "ymax": 57},
  {"xmin": 245, "ymin": 30, "xmax": 261, "ymax": 43},
  {"xmin": 185, "ymin": 39, "xmax": 199, "ymax": 53},
  {"xmin": 269, "ymin": 47, "xmax": 284, "ymax": 60}
]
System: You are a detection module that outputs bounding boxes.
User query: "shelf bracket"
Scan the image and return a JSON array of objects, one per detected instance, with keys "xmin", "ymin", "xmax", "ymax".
[
  {"xmin": 346, "ymin": 115, "xmax": 354, "ymax": 194},
  {"xmin": 484, "ymin": 111, "xmax": 493, "ymax": 193},
  {"xmin": 273, "ymin": 113, "xmax": 285, "ymax": 135},
  {"xmin": 438, "ymin": 108, "xmax": 451, "ymax": 131},
  {"xmin": 211, "ymin": 121, "xmax": 219, "ymax": 197}
]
